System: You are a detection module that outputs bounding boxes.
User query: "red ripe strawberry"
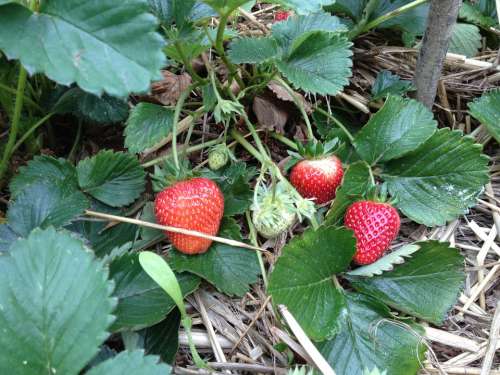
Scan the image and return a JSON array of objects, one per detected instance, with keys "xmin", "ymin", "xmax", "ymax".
[
  {"xmin": 274, "ymin": 10, "xmax": 290, "ymax": 22},
  {"xmin": 344, "ymin": 201, "xmax": 401, "ymax": 265},
  {"xmin": 155, "ymin": 177, "xmax": 224, "ymax": 255},
  {"xmin": 290, "ymin": 155, "xmax": 344, "ymax": 204}
]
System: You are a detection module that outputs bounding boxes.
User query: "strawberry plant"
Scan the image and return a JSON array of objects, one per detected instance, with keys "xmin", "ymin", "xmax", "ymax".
[{"xmin": 0, "ymin": 0, "xmax": 497, "ymax": 374}]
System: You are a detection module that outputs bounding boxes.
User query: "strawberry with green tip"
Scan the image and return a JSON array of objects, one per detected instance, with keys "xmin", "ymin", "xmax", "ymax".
[
  {"xmin": 155, "ymin": 177, "xmax": 224, "ymax": 254},
  {"xmin": 289, "ymin": 140, "xmax": 344, "ymax": 205},
  {"xmin": 344, "ymin": 200, "xmax": 400, "ymax": 265}
]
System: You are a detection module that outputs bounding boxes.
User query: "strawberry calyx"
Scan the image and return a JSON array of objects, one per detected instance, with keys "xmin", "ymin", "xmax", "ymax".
[
  {"xmin": 151, "ymin": 156, "xmax": 196, "ymax": 192},
  {"xmin": 287, "ymin": 138, "xmax": 341, "ymax": 170}
]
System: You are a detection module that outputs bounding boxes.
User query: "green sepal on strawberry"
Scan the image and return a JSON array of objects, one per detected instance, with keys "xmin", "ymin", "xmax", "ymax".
[
  {"xmin": 152, "ymin": 157, "xmax": 225, "ymax": 255},
  {"xmin": 344, "ymin": 198, "xmax": 401, "ymax": 265},
  {"xmin": 288, "ymin": 139, "xmax": 344, "ymax": 205}
]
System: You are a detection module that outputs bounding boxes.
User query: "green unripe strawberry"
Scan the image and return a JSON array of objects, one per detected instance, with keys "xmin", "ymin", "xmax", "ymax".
[
  {"xmin": 208, "ymin": 144, "xmax": 230, "ymax": 170},
  {"xmin": 251, "ymin": 181, "xmax": 297, "ymax": 239}
]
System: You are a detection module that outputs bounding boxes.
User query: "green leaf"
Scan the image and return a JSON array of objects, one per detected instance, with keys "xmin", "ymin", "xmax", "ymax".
[
  {"xmin": 110, "ymin": 253, "xmax": 200, "ymax": 331},
  {"xmin": 86, "ymin": 350, "xmax": 171, "ymax": 375},
  {"xmin": 272, "ymin": 13, "xmax": 348, "ymax": 53},
  {"xmin": 0, "ymin": 1, "xmax": 165, "ymax": 97},
  {"xmin": 203, "ymin": 162, "xmax": 256, "ymax": 216},
  {"xmin": 317, "ymin": 293, "xmax": 426, "ymax": 375},
  {"xmin": 268, "ymin": 226, "xmax": 356, "ymax": 341},
  {"xmin": 326, "ymin": 0, "xmax": 366, "ymax": 21},
  {"xmin": 371, "ymin": 71, "xmax": 414, "ymax": 101},
  {"xmin": 53, "ymin": 87, "xmax": 129, "ymax": 124},
  {"xmin": 353, "ymin": 96, "xmax": 437, "ymax": 164},
  {"xmin": 77, "ymin": 150, "xmax": 146, "ymax": 207},
  {"xmin": 371, "ymin": 0, "xmax": 429, "ymax": 35},
  {"xmin": 138, "ymin": 309, "xmax": 181, "ymax": 364},
  {"xmin": 170, "ymin": 218, "xmax": 260, "ymax": 297},
  {"xmin": 7, "ymin": 179, "xmax": 89, "ymax": 237},
  {"xmin": 347, "ymin": 244, "xmax": 420, "ymax": 277},
  {"xmin": 228, "ymin": 37, "xmax": 280, "ymax": 64},
  {"xmin": 202, "ymin": 0, "xmax": 249, "ymax": 14},
  {"xmin": 9, "ymin": 155, "xmax": 77, "ymax": 198},
  {"xmin": 139, "ymin": 251, "xmax": 184, "ymax": 310},
  {"xmin": 148, "ymin": 0, "xmax": 214, "ymax": 25},
  {"xmin": 348, "ymin": 241, "xmax": 464, "ymax": 324},
  {"xmin": 140, "ymin": 202, "xmax": 165, "ymax": 242},
  {"xmin": 125, "ymin": 103, "xmax": 174, "ymax": 154},
  {"xmin": 0, "ymin": 227, "xmax": 115, "ymax": 375},
  {"xmin": 273, "ymin": 0, "xmax": 335, "ymax": 15},
  {"xmin": 325, "ymin": 161, "xmax": 373, "ymax": 225},
  {"xmin": 277, "ymin": 32, "xmax": 352, "ymax": 95},
  {"xmin": 459, "ymin": 2, "xmax": 497, "ymax": 28},
  {"xmin": 469, "ymin": 89, "xmax": 500, "ymax": 143},
  {"xmin": 0, "ymin": 224, "xmax": 18, "ymax": 252},
  {"xmin": 383, "ymin": 129, "xmax": 490, "ymax": 226},
  {"xmin": 67, "ymin": 218, "xmax": 137, "ymax": 257},
  {"xmin": 449, "ymin": 23, "xmax": 482, "ymax": 57}
]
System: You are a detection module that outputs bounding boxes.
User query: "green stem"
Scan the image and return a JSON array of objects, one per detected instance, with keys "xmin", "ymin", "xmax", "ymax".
[
  {"xmin": 270, "ymin": 132, "xmax": 298, "ymax": 150},
  {"xmin": 11, "ymin": 112, "xmax": 53, "ymax": 154},
  {"xmin": 215, "ymin": 13, "xmax": 245, "ymax": 90},
  {"xmin": 361, "ymin": 0, "xmax": 429, "ymax": 33},
  {"xmin": 315, "ymin": 107, "xmax": 355, "ymax": 143},
  {"xmin": 274, "ymin": 77, "xmax": 315, "ymax": 141},
  {"xmin": 246, "ymin": 211, "xmax": 268, "ymax": 289},
  {"xmin": 171, "ymin": 87, "xmax": 193, "ymax": 170},
  {"xmin": 181, "ymin": 316, "xmax": 208, "ymax": 369},
  {"xmin": 174, "ymin": 42, "xmax": 206, "ymax": 84},
  {"xmin": 68, "ymin": 118, "xmax": 83, "ymax": 162},
  {"xmin": 309, "ymin": 214, "xmax": 319, "ymax": 230},
  {"xmin": 0, "ymin": 65, "xmax": 28, "ymax": 186},
  {"xmin": 142, "ymin": 138, "xmax": 221, "ymax": 168},
  {"xmin": 230, "ymin": 129, "xmax": 266, "ymax": 164},
  {"xmin": 0, "ymin": 82, "xmax": 43, "ymax": 113}
]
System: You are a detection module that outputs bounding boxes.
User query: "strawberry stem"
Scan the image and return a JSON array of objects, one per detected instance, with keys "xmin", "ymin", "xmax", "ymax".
[
  {"xmin": 274, "ymin": 76, "xmax": 316, "ymax": 142},
  {"xmin": 270, "ymin": 132, "xmax": 298, "ymax": 150},
  {"xmin": 172, "ymin": 85, "xmax": 195, "ymax": 171},
  {"xmin": 230, "ymin": 129, "xmax": 266, "ymax": 164},
  {"xmin": 314, "ymin": 107, "xmax": 355, "ymax": 143},
  {"xmin": 246, "ymin": 211, "xmax": 269, "ymax": 289}
]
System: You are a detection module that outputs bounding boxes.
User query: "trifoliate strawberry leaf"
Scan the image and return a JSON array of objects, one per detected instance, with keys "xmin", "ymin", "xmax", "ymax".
[
  {"xmin": 326, "ymin": 0, "xmax": 366, "ymax": 21},
  {"xmin": 0, "ymin": 227, "xmax": 115, "ymax": 375},
  {"xmin": 277, "ymin": 32, "xmax": 352, "ymax": 95},
  {"xmin": 77, "ymin": 150, "xmax": 146, "ymax": 207},
  {"xmin": 0, "ymin": 224, "xmax": 18, "ymax": 253},
  {"xmin": 202, "ymin": 0, "xmax": 249, "ymax": 14},
  {"xmin": 9, "ymin": 155, "xmax": 77, "ymax": 198},
  {"xmin": 228, "ymin": 37, "xmax": 280, "ymax": 64},
  {"xmin": 459, "ymin": 2, "xmax": 498, "ymax": 28},
  {"xmin": 382, "ymin": 129, "xmax": 489, "ymax": 226},
  {"xmin": 53, "ymin": 87, "xmax": 129, "ymax": 124},
  {"xmin": 6, "ymin": 179, "xmax": 89, "ymax": 238},
  {"xmin": 125, "ymin": 103, "xmax": 174, "ymax": 154},
  {"xmin": 348, "ymin": 241, "xmax": 465, "ymax": 324},
  {"xmin": 353, "ymin": 96, "xmax": 437, "ymax": 164},
  {"xmin": 469, "ymin": 89, "xmax": 500, "ymax": 143},
  {"xmin": 325, "ymin": 161, "xmax": 373, "ymax": 225},
  {"xmin": 86, "ymin": 350, "xmax": 171, "ymax": 375},
  {"xmin": 449, "ymin": 23, "xmax": 482, "ymax": 57},
  {"xmin": 317, "ymin": 293, "xmax": 426, "ymax": 375},
  {"xmin": 0, "ymin": 1, "xmax": 165, "ymax": 98},
  {"xmin": 136, "ymin": 309, "xmax": 181, "ymax": 364},
  {"xmin": 268, "ymin": 226, "xmax": 356, "ymax": 341},
  {"xmin": 272, "ymin": 0, "xmax": 335, "ymax": 15},
  {"xmin": 371, "ymin": 71, "xmax": 414, "ymax": 101},
  {"xmin": 109, "ymin": 253, "xmax": 200, "ymax": 332},
  {"xmin": 347, "ymin": 244, "xmax": 420, "ymax": 277},
  {"xmin": 169, "ymin": 218, "xmax": 261, "ymax": 297}
]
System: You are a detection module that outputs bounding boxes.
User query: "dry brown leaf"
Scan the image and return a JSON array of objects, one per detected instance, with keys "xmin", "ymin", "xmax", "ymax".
[
  {"xmin": 267, "ymin": 80, "xmax": 312, "ymax": 114},
  {"xmin": 151, "ymin": 70, "xmax": 192, "ymax": 105},
  {"xmin": 252, "ymin": 95, "xmax": 289, "ymax": 133}
]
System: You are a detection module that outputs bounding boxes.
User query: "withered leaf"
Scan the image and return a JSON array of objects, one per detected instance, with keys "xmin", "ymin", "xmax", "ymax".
[
  {"xmin": 151, "ymin": 70, "xmax": 192, "ymax": 105},
  {"xmin": 252, "ymin": 95, "xmax": 289, "ymax": 133}
]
